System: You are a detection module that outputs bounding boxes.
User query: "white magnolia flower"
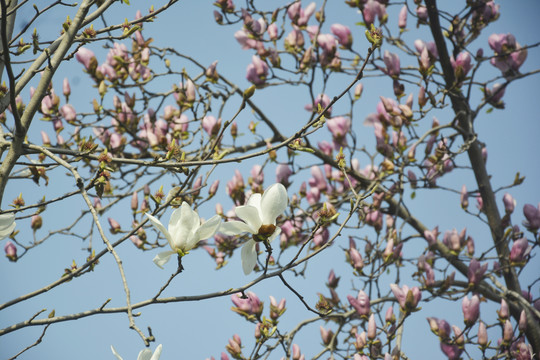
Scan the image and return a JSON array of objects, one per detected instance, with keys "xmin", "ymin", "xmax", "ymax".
[
  {"xmin": 220, "ymin": 183, "xmax": 288, "ymax": 274},
  {"xmin": 0, "ymin": 213, "xmax": 16, "ymax": 240},
  {"xmin": 111, "ymin": 344, "xmax": 162, "ymax": 360},
  {"xmin": 145, "ymin": 202, "xmax": 221, "ymax": 268}
]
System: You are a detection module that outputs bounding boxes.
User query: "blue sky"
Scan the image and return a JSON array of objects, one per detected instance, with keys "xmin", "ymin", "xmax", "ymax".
[{"xmin": 1, "ymin": 0, "xmax": 540, "ymax": 359}]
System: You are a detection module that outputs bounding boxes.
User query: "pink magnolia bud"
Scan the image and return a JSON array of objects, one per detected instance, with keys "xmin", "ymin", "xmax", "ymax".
[
  {"xmin": 205, "ymin": 60, "xmax": 219, "ymax": 82},
  {"xmin": 320, "ymin": 326, "xmax": 334, "ymax": 345},
  {"xmin": 460, "ymin": 185, "xmax": 469, "ymax": 209},
  {"xmin": 502, "ymin": 319, "xmax": 513, "ymax": 343},
  {"xmin": 267, "ymin": 23, "xmax": 278, "ymax": 41},
  {"xmin": 478, "ymin": 321, "xmax": 488, "ymax": 347},
  {"xmin": 502, "ymin": 193, "xmax": 516, "ymax": 214},
  {"xmin": 209, "ymin": 180, "xmax": 219, "ymax": 197},
  {"xmin": 440, "ymin": 342, "xmax": 463, "ymax": 360},
  {"xmin": 424, "ymin": 262, "xmax": 435, "ymax": 287},
  {"xmin": 4, "ymin": 241, "xmax": 17, "ymax": 261},
  {"xmin": 347, "ymin": 290, "xmax": 370, "ymax": 317},
  {"xmin": 354, "ymin": 83, "xmax": 363, "ymax": 100},
  {"xmin": 510, "ymin": 237, "xmax": 531, "ymax": 265},
  {"xmin": 130, "ymin": 235, "xmax": 143, "ymax": 248},
  {"xmin": 75, "ymin": 47, "xmax": 97, "ymax": 72},
  {"xmin": 63, "ymin": 78, "xmax": 71, "ymax": 98},
  {"xmin": 423, "ymin": 226, "xmax": 439, "ymax": 246},
  {"xmin": 202, "ymin": 115, "xmax": 221, "ymax": 137},
  {"xmin": 305, "ymin": 93, "xmax": 332, "ymax": 116},
  {"xmin": 498, "ymin": 299, "xmax": 509, "ymax": 321},
  {"xmin": 450, "ymin": 52, "xmax": 473, "ymax": 80},
  {"xmin": 398, "ymin": 5, "xmax": 408, "ymax": 28},
  {"xmin": 367, "ymin": 314, "xmax": 377, "ymax": 340},
  {"xmin": 330, "ymin": 24, "xmax": 352, "ymax": 48},
  {"xmin": 523, "ymin": 203, "xmax": 540, "ymax": 230},
  {"xmin": 438, "ymin": 319, "xmax": 451, "ymax": 340},
  {"xmin": 269, "ymin": 295, "xmax": 286, "ymax": 320},
  {"xmin": 131, "ymin": 192, "xmax": 138, "ymax": 211},
  {"xmin": 462, "ymin": 295, "xmax": 480, "ymax": 326},
  {"xmin": 426, "ymin": 317, "xmax": 439, "ymax": 335},
  {"xmin": 416, "ymin": 6, "xmax": 428, "ymax": 21},
  {"xmin": 418, "ymin": 86, "xmax": 427, "ymax": 108},
  {"xmin": 327, "ymin": 269, "xmax": 339, "ymax": 288},
  {"xmin": 59, "ymin": 104, "xmax": 76, "ymax": 123},
  {"xmin": 383, "ymin": 51, "xmax": 400, "ymax": 77},
  {"xmin": 518, "ymin": 310, "xmax": 527, "ymax": 333},
  {"xmin": 275, "ymin": 164, "xmax": 293, "ymax": 187},
  {"xmin": 292, "ymin": 343, "xmax": 302, "ymax": 360},
  {"xmin": 108, "ymin": 218, "xmax": 121, "ymax": 234},
  {"xmin": 226, "ymin": 335, "xmax": 242, "ymax": 356},
  {"xmin": 41, "ymin": 131, "xmax": 51, "ymax": 145},
  {"xmin": 31, "ymin": 214, "xmax": 42, "ymax": 231},
  {"xmin": 385, "ymin": 306, "xmax": 396, "ymax": 324}
]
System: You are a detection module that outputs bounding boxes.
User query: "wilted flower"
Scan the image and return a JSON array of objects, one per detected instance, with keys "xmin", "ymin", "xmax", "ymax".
[{"xmin": 145, "ymin": 202, "xmax": 221, "ymax": 268}]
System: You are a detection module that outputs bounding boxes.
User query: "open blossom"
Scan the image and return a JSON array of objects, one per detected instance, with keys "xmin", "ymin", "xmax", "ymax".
[
  {"xmin": 0, "ymin": 213, "xmax": 16, "ymax": 240},
  {"xmin": 510, "ymin": 238, "xmax": 531, "ymax": 265},
  {"xmin": 111, "ymin": 344, "xmax": 162, "ymax": 360},
  {"xmin": 246, "ymin": 55, "xmax": 269, "ymax": 86},
  {"xmin": 488, "ymin": 33, "xmax": 527, "ymax": 75},
  {"xmin": 219, "ymin": 183, "xmax": 288, "ymax": 274},
  {"xmin": 287, "ymin": 2, "xmax": 316, "ymax": 27},
  {"xmin": 451, "ymin": 52, "xmax": 473, "ymax": 80},
  {"xmin": 327, "ymin": 116, "xmax": 351, "ymax": 147},
  {"xmin": 145, "ymin": 202, "xmax": 221, "ymax": 268},
  {"xmin": 467, "ymin": 258, "xmax": 487, "ymax": 286},
  {"xmin": 231, "ymin": 291, "xmax": 263, "ymax": 317}
]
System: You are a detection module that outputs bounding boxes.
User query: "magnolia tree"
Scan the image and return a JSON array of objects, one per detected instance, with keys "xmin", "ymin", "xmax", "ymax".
[{"xmin": 0, "ymin": 0, "xmax": 539, "ymax": 359}]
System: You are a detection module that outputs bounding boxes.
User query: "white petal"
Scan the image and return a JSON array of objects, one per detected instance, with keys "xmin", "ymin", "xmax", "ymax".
[
  {"xmin": 137, "ymin": 349, "xmax": 153, "ymax": 360},
  {"xmin": 260, "ymin": 183, "xmax": 288, "ymax": 224},
  {"xmin": 152, "ymin": 250, "xmax": 176, "ymax": 269},
  {"xmin": 246, "ymin": 193, "xmax": 262, "ymax": 209},
  {"xmin": 268, "ymin": 227, "xmax": 281, "ymax": 243},
  {"xmin": 111, "ymin": 345, "xmax": 123, "ymax": 360},
  {"xmin": 145, "ymin": 213, "xmax": 174, "ymax": 249},
  {"xmin": 193, "ymin": 215, "xmax": 222, "ymax": 242},
  {"xmin": 170, "ymin": 203, "xmax": 199, "ymax": 250},
  {"xmin": 219, "ymin": 221, "xmax": 255, "ymax": 236},
  {"xmin": 150, "ymin": 344, "xmax": 163, "ymax": 360},
  {"xmin": 235, "ymin": 205, "xmax": 262, "ymax": 232},
  {"xmin": 241, "ymin": 240, "xmax": 257, "ymax": 275},
  {"xmin": 0, "ymin": 213, "xmax": 16, "ymax": 239}
]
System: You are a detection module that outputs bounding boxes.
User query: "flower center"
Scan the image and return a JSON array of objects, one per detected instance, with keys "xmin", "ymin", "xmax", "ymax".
[{"xmin": 253, "ymin": 224, "xmax": 276, "ymax": 242}]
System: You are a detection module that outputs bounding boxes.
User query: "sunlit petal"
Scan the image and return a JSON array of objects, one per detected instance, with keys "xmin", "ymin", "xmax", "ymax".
[
  {"xmin": 260, "ymin": 183, "xmax": 288, "ymax": 224},
  {"xmin": 150, "ymin": 345, "xmax": 163, "ymax": 360},
  {"xmin": 0, "ymin": 213, "xmax": 16, "ymax": 239},
  {"xmin": 111, "ymin": 345, "xmax": 124, "ymax": 360},
  {"xmin": 235, "ymin": 205, "xmax": 262, "ymax": 232},
  {"xmin": 145, "ymin": 213, "xmax": 174, "ymax": 249},
  {"xmin": 152, "ymin": 250, "xmax": 176, "ymax": 269},
  {"xmin": 220, "ymin": 221, "xmax": 255, "ymax": 236},
  {"xmin": 138, "ymin": 349, "xmax": 153, "ymax": 360},
  {"xmin": 189, "ymin": 215, "xmax": 222, "ymax": 250},
  {"xmin": 241, "ymin": 240, "xmax": 257, "ymax": 275}
]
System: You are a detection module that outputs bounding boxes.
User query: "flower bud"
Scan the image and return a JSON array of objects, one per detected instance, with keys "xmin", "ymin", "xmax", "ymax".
[
  {"xmin": 462, "ymin": 295, "xmax": 480, "ymax": 326},
  {"xmin": 503, "ymin": 193, "xmax": 516, "ymax": 214},
  {"xmin": 320, "ymin": 326, "xmax": 334, "ymax": 345},
  {"xmin": 29, "ymin": 214, "xmax": 42, "ymax": 231},
  {"xmin": 131, "ymin": 191, "xmax": 138, "ymax": 211},
  {"xmin": 478, "ymin": 321, "xmax": 488, "ymax": 347},
  {"xmin": 4, "ymin": 241, "xmax": 17, "ymax": 261},
  {"xmin": 367, "ymin": 314, "xmax": 377, "ymax": 340},
  {"xmin": 108, "ymin": 217, "xmax": 121, "ymax": 234}
]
